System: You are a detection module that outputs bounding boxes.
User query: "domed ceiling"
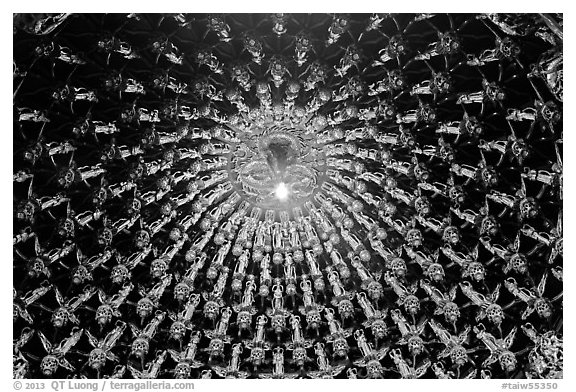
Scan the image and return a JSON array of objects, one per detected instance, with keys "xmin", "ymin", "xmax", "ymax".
[{"xmin": 13, "ymin": 13, "xmax": 562, "ymax": 379}]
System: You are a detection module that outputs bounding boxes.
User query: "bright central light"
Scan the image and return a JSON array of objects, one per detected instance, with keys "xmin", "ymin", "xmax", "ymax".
[{"xmin": 275, "ymin": 182, "xmax": 289, "ymax": 201}]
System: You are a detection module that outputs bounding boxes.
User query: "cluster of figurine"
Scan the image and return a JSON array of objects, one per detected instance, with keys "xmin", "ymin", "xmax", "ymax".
[{"xmin": 13, "ymin": 13, "xmax": 562, "ymax": 379}]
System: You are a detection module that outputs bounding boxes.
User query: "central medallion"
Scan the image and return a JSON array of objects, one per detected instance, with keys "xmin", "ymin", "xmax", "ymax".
[
  {"xmin": 227, "ymin": 122, "xmax": 326, "ymax": 210},
  {"xmin": 259, "ymin": 132, "xmax": 300, "ymax": 177}
]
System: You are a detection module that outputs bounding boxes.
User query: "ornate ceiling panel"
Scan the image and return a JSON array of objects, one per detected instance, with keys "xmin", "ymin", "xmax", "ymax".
[{"xmin": 13, "ymin": 13, "xmax": 562, "ymax": 379}]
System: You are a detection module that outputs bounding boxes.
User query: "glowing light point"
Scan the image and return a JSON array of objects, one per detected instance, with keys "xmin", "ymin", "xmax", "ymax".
[{"xmin": 275, "ymin": 182, "xmax": 289, "ymax": 201}]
